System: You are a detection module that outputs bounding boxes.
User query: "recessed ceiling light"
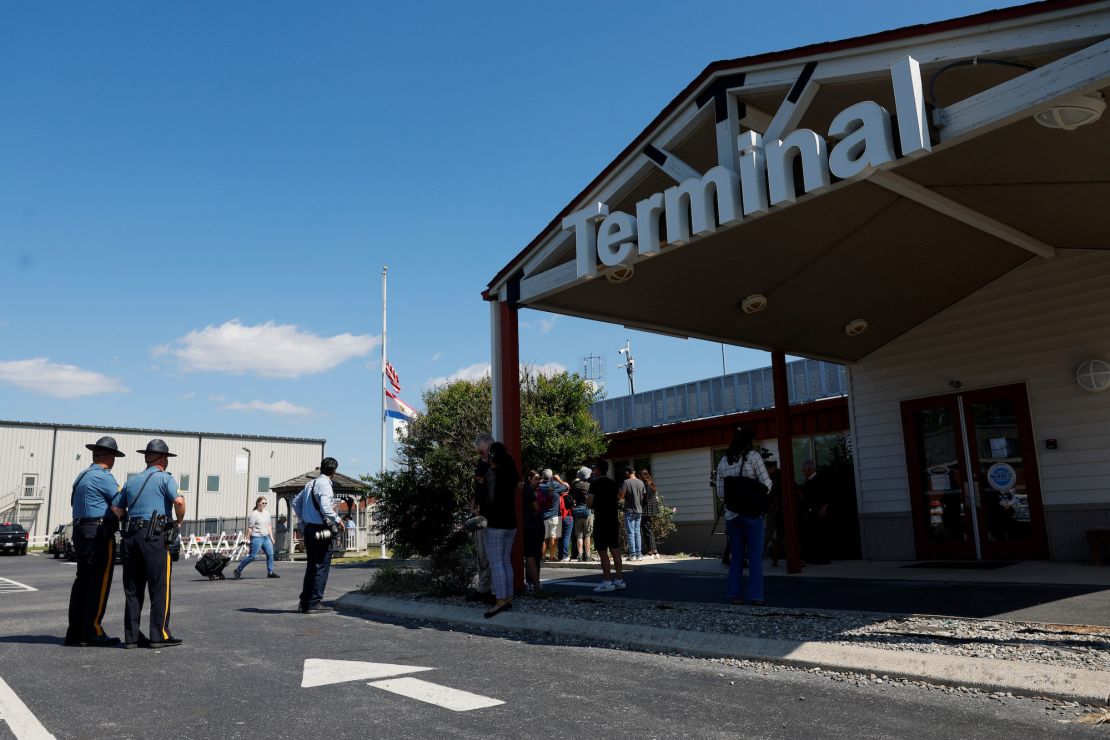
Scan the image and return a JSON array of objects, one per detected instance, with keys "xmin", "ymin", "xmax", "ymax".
[
  {"xmin": 1034, "ymin": 93, "xmax": 1105, "ymax": 131},
  {"xmin": 606, "ymin": 266, "xmax": 635, "ymax": 284},
  {"xmin": 844, "ymin": 319, "xmax": 869, "ymax": 336},
  {"xmin": 741, "ymin": 294, "xmax": 768, "ymax": 314}
]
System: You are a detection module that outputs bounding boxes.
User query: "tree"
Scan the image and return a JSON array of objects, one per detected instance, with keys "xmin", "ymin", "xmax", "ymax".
[
  {"xmin": 520, "ymin": 369, "xmax": 608, "ymax": 476},
  {"xmin": 363, "ymin": 370, "xmax": 608, "ymax": 573}
]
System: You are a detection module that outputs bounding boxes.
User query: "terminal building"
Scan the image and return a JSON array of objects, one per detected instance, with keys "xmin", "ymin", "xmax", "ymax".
[
  {"xmin": 0, "ymin": 420, "xmax": 325, "ymax": 543},
  {"xmin": 488, "ymin": 1, "xmax": 1110, "ymax": 564}
]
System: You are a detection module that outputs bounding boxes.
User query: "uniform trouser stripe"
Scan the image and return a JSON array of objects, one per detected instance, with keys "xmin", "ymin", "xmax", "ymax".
[
  {"xmin": 93, "ymin": 538, "xmax": 114, "ymax": 636},
  {"xmin": 162, "ymin": 553, "xmax": 171, "ymax": 640}
]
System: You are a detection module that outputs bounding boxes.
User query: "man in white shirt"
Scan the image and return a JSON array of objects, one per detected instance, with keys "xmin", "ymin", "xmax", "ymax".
[{"xmin": 292, "ymin": 457, "xmax": 343, "ymax": 613}]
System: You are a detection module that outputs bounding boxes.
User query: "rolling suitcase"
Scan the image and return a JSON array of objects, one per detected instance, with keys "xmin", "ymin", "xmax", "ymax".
[{"xmin": 195, "ymin": 551, "xmax": 231, "ymax": 580}]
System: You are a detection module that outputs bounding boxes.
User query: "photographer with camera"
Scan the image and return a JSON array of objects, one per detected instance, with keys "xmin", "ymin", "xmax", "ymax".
[{"xmin": 292, "ymin": 457, "xmax": 343, "ymax": 614}]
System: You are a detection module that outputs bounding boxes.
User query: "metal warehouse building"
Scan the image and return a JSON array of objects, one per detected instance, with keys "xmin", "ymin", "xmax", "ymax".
[{"xmin": 0, "ymin": 420, "xmax": 325, "ymax": 543}]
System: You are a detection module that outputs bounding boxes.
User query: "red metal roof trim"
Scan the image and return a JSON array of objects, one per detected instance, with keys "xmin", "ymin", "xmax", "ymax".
[
  {"xmin": 605, "ymin": 397, "xmax": 850, "ymax": 458},
  {"xmin": 485, "ymin": 0, "xmax": 1094, "ymax": 295}
]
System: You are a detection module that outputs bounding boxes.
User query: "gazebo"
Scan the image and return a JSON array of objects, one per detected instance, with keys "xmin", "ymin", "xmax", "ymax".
[{"xmin": 270, "ymin": 469, "xmax": 370, "ymax": 560}]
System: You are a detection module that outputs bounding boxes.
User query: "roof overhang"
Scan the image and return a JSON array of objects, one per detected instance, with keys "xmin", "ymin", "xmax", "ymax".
[{"xmin": 487, "ymin": 1, "xmax": 1110, "ymax": 363}]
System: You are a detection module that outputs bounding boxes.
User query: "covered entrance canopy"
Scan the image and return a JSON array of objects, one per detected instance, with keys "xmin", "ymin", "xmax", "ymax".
[{"xmin": 484, "ymin": 1, "xmax": 1110, "ymax": 572}]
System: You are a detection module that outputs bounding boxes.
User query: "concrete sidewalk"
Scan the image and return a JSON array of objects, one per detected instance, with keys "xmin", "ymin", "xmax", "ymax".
[
  {"xmin": 337, "ymin": 592, "xmax": 1110, "ymax": 706},
  {"xmin": 552, "ymin": 556, "xmax": 1110, "ymax": 586},
  {"xmin": 536, "ymin": 559, "xmax": 1110, "ymax": 626}
]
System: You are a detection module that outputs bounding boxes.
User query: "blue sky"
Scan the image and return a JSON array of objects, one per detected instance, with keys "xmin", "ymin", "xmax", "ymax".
[{"xmin": 0, "ymin": 0, "xmax": 1013, "ymax": 475}]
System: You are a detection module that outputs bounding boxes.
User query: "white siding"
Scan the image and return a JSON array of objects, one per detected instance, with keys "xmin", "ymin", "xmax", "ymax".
[
  {"xmin": 651, "ymin": 448, "xmax": 714, "ymax": 523},
  {"xmin": 0, "ymin": 422, "xmax": 325, "ymax": 538},
  {"xmin": 851, "ymin": 250, "xmax": 1110, "ymax": 515}
]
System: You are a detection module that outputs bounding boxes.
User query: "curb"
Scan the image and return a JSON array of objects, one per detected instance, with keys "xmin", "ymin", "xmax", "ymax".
[{"xmin": 336, "ymin": 593, "xmax": 1110, "ymax": 706}]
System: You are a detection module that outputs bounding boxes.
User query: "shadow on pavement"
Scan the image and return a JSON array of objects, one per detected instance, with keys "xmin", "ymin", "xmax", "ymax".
[
  {"xmin": 0, "ymin": 634, "xmax": 65, "ymax": 646},
  {"xmin": 541, "ymin": 567, "xmax": 1110, "ymax": 625}
]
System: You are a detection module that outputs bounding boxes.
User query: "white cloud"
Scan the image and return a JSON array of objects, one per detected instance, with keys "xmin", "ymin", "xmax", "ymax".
[
  {"xmin": 0, "ymin": 358, "xmax": 128, "ymax": 398},
  {"xmin": 178, "ymin": 391, "xmax": 197, "ymax": 400},
  {"xmin": 209, "ymin": 394, "xmax": 226, "ymax": 402},
  {"xmin": 220, "ymin": 399, "xmax": 313, "ymax": 416},
  {"xmin": 425, "ymin": 362, "xmax": 492, "ymax": 389},
  {"xmin": 425, "ymin": 361, "xmax": 567, "ymax": 389},
  {"xmin": 538, "ymin": 317, "xmax": 558, "ymax": 334},
  {"xmin": 163, "ymin": 319, "xmax": 379, "ymax": 378},
  {"xmin": 428, "ymin": 351, "xmax": 443, "ymax": 363}
]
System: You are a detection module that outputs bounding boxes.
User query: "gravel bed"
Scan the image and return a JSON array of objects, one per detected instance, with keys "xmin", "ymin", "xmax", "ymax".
[{"xmin": 365, "ymin": 586, "xmax": 1110, "ymax": 674}]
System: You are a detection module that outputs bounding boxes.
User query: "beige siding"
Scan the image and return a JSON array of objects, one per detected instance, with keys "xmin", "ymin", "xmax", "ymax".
[
  {"xmin": 651, "ymin": 448, "xmax": 714, "ymax": 523},
  {"xmin": 851, "ymin": 250, "xmax": 1110, "ymax": 519}
]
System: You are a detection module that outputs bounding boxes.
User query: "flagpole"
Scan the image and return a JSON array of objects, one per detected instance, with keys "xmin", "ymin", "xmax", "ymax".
[{"xmin": 380, "ymin": 265, "xmax": 388, "ymax": 559}]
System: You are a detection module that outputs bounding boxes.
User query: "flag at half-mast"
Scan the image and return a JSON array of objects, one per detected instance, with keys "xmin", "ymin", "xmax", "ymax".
[
  {"xmin": 385, "ymin": 390, "xmax": 417, "ymax": 421},
  {"xmin": 385, "ymin": 361, "xmax": 401, "ymax": 393}
]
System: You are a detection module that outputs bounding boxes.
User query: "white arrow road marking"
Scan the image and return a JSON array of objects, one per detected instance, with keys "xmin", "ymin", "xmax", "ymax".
[
  {"xmin": 368, "ymin": 677, "xmax": 504, "ymax": 712},
  {"xmin": 0, "ymin": 676, "xmax": 55, "ymax": 739},
  {"xmin": 300, "ymin": 659, "xmax": 433, "ymax": 688},
  {"xmin": 0, "ymin": 578, "xmax": 37, "ymax": 593}
]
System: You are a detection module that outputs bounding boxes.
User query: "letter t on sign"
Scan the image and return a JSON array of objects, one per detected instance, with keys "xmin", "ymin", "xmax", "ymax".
[{"xmin": 564, "ymin": 203, "xmax": 609, "ymax": 279}]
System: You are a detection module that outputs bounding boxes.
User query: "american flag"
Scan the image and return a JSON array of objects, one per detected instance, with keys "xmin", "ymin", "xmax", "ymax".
[{"xmin": 385, "ymin": 361, "xmax": 401, "ymax": 393}]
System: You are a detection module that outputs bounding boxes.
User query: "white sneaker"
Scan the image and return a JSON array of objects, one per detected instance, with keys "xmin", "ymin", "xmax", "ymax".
[
  {"xmin": 560, "ymin": 557, "xmax": 571, "ymax": 563},
  {"xmin": 593, "ymin": 581, "xmax": 616, "ymax": 593},
  {"xmin": 613, "ymin": 579, "xmax": 627, "ymax": 590}
]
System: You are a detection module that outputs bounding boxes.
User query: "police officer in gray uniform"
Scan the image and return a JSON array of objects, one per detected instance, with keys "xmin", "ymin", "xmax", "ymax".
[
  {"xmin": 114, "ymin": 439, "xmax": 186, "ymax": 648},
  {"xmin": 65, "ymin": 436, "xmax": 127, "ymax": 647}
]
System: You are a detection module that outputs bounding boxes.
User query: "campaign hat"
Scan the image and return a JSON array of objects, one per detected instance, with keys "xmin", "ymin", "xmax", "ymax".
[
  {"xmin": 137, "ymin": 438, "xmax": 177, "ymax": 458},
  {"xmin": 85, "ymin": 436, "xmax": 126, "ymax": 458}
]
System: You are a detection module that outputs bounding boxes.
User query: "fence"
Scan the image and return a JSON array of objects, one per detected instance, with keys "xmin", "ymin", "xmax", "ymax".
[
  {"xmin": 589, "ymin": 358, "xmax": 847, "ymax": 434},
  {"xmin": 176, "ymin": 515, "xmax": 382, "ymax": 560}
]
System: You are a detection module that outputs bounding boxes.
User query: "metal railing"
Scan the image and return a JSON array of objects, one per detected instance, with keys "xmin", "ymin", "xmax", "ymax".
[{"xmin": 590, "ymin": 358, "xmax": 847, "ymax": 434}]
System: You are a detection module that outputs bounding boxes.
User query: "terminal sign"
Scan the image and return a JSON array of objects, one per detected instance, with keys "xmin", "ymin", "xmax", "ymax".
[{"xmin": 564, "ymin": 57, "xmax": 932, "ymax": 279}]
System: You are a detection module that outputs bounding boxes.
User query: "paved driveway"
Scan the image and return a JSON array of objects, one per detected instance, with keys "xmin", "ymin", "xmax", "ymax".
[{"xmin": 0, "ymin": 554, "xmax": 1102, "ymax": 739}]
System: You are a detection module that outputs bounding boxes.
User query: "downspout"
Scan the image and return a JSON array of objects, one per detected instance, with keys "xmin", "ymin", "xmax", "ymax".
[
  {"xmin": 194, "ymin": 435, "xmax": 203, "ymax": 524},
  {"xmin": 45, "ymin": 426, "xmax": 59, "ymax": 537}
]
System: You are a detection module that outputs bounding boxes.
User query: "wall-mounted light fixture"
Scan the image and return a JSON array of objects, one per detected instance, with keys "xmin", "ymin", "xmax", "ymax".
[{"xmin": 1076, "ymin": 358, "xmax": 1110, "ymax": 392}]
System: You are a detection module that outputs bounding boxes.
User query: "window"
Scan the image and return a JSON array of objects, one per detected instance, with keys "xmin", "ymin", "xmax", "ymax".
[
  {"xmin": 23, "ymin": 475, "xmax": 37, "ymax": 498},
  {"xmin": 257, "ymin": 476, "xmax": 270, "ymax": 493},
  {"xmin": 206, "ymin": 475, "xmax": 220, "ymax": 493},
  {"xmin": 179, "ymin": 474, "xmax": 191, "ymax": 492},
  {"xmin": 609, "ymin": 457, "xmax": 652, "ymax": 478}
]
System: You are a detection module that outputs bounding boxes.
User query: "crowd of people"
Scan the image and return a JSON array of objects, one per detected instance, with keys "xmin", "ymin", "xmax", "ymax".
[
  {"xmin": 466, "ymin": 434, "xmax": 670, "ymax": 618},
  {"xmin": 464, "ymin": 426, "xmax": 843, "ymax": 618}
]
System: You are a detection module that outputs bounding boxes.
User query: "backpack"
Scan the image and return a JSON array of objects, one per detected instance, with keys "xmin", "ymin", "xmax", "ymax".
[{"xmin": 722, "ymin": 452, "xmax": 769, "ymax": 517}]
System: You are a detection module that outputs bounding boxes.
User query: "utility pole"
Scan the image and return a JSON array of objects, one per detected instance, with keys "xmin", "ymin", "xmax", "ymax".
[{"xmin": 617, "ymin": 340, "xmax": 636, "ymax": 395}]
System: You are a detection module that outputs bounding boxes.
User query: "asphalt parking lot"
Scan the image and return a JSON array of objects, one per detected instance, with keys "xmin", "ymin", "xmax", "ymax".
[{"xmin": 0, "ymin": 553, "xmax": 1104, "ymax": 739}]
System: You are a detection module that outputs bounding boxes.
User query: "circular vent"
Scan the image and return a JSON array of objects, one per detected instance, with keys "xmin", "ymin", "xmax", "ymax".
[{"xmin": 1076, "ymin": 359, "xmax": 1110, "ymax": 392}]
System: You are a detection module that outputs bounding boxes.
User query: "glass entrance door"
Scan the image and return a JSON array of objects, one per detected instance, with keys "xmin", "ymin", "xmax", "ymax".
[
  {"xmin": 961, "ymin": 384, "xmax": 1048, "ymax": 560},
  {"xmin": 901, "ymin": 383, "xmax": 1047, "ymax": 560}
]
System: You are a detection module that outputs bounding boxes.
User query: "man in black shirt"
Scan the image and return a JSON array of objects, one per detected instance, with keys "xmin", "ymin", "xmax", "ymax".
[{"xmin": 587, "ymin": 461, "xmax": 626, "ymax": 592}]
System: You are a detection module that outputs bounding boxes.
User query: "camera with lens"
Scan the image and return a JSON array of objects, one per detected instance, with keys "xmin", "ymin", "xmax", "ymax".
[{"xmin": 314, "ymin": 522, "xmax": 341, "ymax": 541}]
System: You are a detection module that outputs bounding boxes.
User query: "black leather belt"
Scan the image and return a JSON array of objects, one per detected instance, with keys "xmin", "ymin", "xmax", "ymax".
[
  {"xmin": 75, "ymin": 517, "xmax": 105, "ymax": 525},
  {"xmin": 126, "ymin": 519, "xmax": 153, "ymax": 529}
]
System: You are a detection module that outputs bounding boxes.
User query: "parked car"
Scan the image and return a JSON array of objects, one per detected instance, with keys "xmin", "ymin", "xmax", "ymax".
[
  {"xmin": 49, "ymin": 523, "xmax": 74, "ymax": 559},
  {"xmin": 0, "ymin": 522, "xmax": 29, "ymax": 555}
]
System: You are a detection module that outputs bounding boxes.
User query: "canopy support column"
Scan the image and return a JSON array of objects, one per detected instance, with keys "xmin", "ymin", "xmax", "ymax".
[
  {"xmin": 494, "ymin": 287, "xmax": 524, "ymax": 593},
  {"xmin": 772, "ymin": 350, "xmax": 803, "ymax": 574}
]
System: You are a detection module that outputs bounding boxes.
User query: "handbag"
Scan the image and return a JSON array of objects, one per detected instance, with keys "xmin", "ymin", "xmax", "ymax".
[
  {"xmin": 572, "ymin": 504, "xmax": 591, "ymax": 519},
  {"xmin": 722, "ymin": 453, "xmax": 769, "ymax": 517}
]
